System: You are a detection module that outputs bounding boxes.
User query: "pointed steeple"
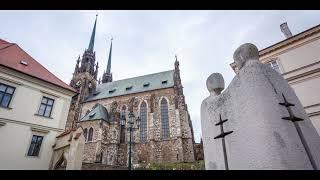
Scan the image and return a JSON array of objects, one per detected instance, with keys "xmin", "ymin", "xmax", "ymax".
[
  {"xmin": 101, "ymin": 38, "xmax": 113, "ymax": 84},
  {"xmin": 88, "ymin": 14, "xmax": 98, "ymax": 52},
  {"xmin": 106, "ymin": 38, "xmax": 113, "ymax": 74}
]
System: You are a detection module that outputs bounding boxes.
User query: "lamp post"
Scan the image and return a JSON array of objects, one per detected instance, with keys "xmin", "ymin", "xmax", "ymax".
[{"xmin": 121, "ymin": 111, "xmax": 140, "ymax": 170}]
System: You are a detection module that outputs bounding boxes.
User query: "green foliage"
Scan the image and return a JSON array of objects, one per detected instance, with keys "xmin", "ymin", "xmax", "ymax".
[{"xmin": 134, "ymin": 160, "xmax": 205, "ymax": 170}]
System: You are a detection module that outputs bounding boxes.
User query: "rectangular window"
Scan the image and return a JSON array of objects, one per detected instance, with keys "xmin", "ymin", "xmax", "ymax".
[
  {"xmin": 0, "ymin": 83, "xmax": 15, "ymax": 108},
  {"xmin": 38, "ymin": 96, "xmax": 54, "ymax": 118},
  {"xmin": 269, "ymin": 59, "xmax": 280, "ymax": 73},
  {"xmin": 27, "ymin": 135, "xmax": 43, "ymax": 156}
]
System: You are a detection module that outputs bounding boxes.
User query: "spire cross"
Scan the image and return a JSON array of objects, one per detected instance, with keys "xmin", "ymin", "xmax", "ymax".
[
  {"xmin": 214, "ymin": 114, "xmax": 233, "ymax": 170},
  {"xmin": 279, "ymin": 93, "xmax": 317, "ymax": 169}
]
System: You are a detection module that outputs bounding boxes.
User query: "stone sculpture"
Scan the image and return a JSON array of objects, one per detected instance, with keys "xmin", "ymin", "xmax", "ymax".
[{"xmin": 201, "ymin": 43, "xmax": 320, "ymax": 170}]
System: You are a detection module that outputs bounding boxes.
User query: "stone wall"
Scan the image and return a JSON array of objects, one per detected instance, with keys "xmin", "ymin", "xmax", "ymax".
[
  {"xmin": 194, "ymin": 143, "xmax": 204, "ymax": 161},
  {"xmin": 81, "ymin": 162, "xmax": 127, "ymax": 170},
  {"xmin": 80, "ymin": 87, "xmax": 195, "ymax": 165}
]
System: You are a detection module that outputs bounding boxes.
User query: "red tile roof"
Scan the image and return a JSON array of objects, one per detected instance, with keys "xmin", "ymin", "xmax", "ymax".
[{"xmin": 0, "ymin": 39, "xmax": 77, "ymax": 93}]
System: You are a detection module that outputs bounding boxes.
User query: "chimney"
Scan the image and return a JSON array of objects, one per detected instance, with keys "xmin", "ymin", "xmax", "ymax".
[{"xmin": 280, "ymin": 22, "xmax": 293, "ymax": 39}]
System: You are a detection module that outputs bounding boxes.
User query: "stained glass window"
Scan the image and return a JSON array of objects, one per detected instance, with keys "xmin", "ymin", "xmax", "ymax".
[
  {"xmin": 88, "ymin": 128, "xmax": 93, "ymax": 142},
  {"xmin": 120, "ymin": 105, "xmax": 126, "ymax": 143},
  {"xmin": 140, "ymin": 101, "xmax": 147, "ymax": 142},
  {"xmin": 161, "ymin": 98, "xmax": 170, "ymax": 139}
]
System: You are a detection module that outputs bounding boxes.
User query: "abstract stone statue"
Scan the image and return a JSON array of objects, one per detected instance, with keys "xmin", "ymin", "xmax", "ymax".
[{"xmin": 201, "ymin": 43, "xmax": 320, "ymax": 170}]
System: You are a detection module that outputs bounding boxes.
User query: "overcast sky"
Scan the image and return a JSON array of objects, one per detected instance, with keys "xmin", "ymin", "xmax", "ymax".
[{"xmin": 1, "ymin": 10, "xmax": 320, "ymax": 142}]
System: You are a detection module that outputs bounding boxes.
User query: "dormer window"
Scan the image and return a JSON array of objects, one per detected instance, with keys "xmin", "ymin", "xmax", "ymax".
[
  {"xmin": 161, "ymin": 80, "xmax": 168, "ymax": 84},
  {"xmin": 20, "ymin": 60, "xmax": 28, "ymax": 66},
  {"xmin": 93, "ymin": 91, "xmax": 100, "ymax": 96},
  {"xmin": 143, "ymin": 83, "xmax": 150, "ymax": 87},
  {"xmin": 125, "ymin": 86, "xmax": 132, "ymax": 91},
  {"xmin": 89, "ymin": 112, "xmax": 96, "ymax": 119},
  {"xmin": 109, "ymin": 89, "xmax": 116, "ymax": 94}
]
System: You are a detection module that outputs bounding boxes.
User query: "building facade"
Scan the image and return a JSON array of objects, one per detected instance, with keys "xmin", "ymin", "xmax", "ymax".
[
  {"xmin": 230, "ymin": 23, "xmax": 320, "ymax": 135},
  {"xmin": 66, "ymin": 16, "xmax": 196, "ymax": 167},
  {"xmin": 0, "ymin": 39, "xmax": 77, "ymax": 169}
]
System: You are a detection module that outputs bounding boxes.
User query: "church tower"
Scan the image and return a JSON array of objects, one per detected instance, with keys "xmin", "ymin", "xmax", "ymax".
[
  {"xmin": 66, "ymin": 15, "xmax": 99, "ymax": 130},
  {"xmin": 101, "ymin": 39, "xmax": 113, "ymax": 83}
]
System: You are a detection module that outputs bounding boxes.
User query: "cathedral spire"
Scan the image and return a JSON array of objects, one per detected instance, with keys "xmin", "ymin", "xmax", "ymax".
[
  {"xmin": 106, "ymin": 38, "xmax": 113, "ymax": 74},
  {"xmin": 101, "ymin": 38, "xmax": 113, "ymax": 84},
  {"xmin": 88, "ymin": 14, "xmax": 98, "ymax": 52}
]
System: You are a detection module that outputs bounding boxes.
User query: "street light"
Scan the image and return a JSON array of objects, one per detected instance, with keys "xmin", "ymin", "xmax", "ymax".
[{"xmin": 121, "ymin": 111, "xmax": 140, "ymax": 170}]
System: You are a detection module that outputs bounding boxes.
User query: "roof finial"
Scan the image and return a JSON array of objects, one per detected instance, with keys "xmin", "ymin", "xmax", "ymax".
[{"xmin": 88, "ymin": 15, "xmax": 98, "ymax": 52}]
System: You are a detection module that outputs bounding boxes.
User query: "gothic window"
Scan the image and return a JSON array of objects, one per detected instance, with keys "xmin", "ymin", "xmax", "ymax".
[
  {"xmin": 38, "ymin": 96, "xmax": 54, "ymax": 118},
  {"xmin": 120, "ymin": 105, "xmax": 127, "ymax": 120},
  {"xmin": 120, "ymin": 105, "xmax": 126, "ymax": 143},
  {"xmin": 0, "ymin": 83, "xmax": 15, "ymax": 108},
  {"xmin": 83, "ymin": 128, "xmax": 88, "ymax": 142},
  {"xmin": 99, "ymin": 152, "xmax": 103, "ymax": 163},
  {"xmin": 161, "ymin": 98, "xmax": 170, "ymax": 139},
  {"xmin": 140, "ymin": 101, "xmax": 147, "ymax": 142},
  {"xmin": 88, "ymin": 128, "xmax": 93, "ymax": 142},
  {"xmin": 27, "ymin": 135, "xmax": 43, "ymax": 156}
]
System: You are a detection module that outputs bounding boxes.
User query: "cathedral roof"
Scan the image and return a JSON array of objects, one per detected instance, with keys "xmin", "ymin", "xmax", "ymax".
[
  {"xmin": 0, "ymin": 39, "xmax": 77, "ymax": 93},
  {"xmin": 85, "ymin": 70, "xmax": 175, "ymax": 102},
  {"xmin": 80, "ymin": 104, "xmax": 110, "ymax": 122}
]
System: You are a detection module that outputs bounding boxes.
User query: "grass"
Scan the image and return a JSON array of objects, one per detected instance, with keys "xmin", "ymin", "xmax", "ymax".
[{"xmin": 133, "ymin": 160, "xmax": 205, "ymax": 170}]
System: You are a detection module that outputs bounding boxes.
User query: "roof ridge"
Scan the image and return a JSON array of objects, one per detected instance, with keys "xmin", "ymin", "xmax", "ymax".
[
  {"xmin": 13, "ymin": 44, "xmax": 76, "ymax": 92},
  {"xmin": 101, "ymin": 69, "xmax": 174, "ymax": 85},
  {"xmin": 0, "ymin": 43, "xmax": 15, "ymax": 52},
  {"xmin": 0, "ymin": 39, "xmax": 10, "ymax": 44}
]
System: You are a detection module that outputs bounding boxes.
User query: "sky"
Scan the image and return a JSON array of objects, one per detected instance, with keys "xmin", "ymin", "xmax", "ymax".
[{"xmin": 1, "ymin": 10, "xmax": 320, "ymax": 143}]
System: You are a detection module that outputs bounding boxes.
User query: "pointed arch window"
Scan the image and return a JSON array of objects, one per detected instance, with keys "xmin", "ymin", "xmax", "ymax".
[
  {"xmin": 88, "ymin": 128, "xmax": 93, "ymax": 142},
  {"xmin": 120, "ymin": 105, "xmax": 126, "ymax": 143},
  {"xmin": 140, "ymin": 101, "xmax": 147, "ymax": 142},
  {"xmin": 83, "ymin": 128, "xmax": 88, "ymax": 142},
  {"xmin": 161, "ymin": 98, "xmax": 170, "ymax": 139}
]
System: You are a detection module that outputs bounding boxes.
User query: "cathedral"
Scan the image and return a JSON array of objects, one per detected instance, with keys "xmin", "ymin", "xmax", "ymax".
[{"xmin": 66, "ymin": 15, "xmax": 196, "ymax": 167}]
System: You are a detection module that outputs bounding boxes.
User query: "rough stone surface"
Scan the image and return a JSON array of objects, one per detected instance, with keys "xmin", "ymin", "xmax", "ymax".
[
  {"xmin": 79, "ymin": 87, "xmax": 195, "ymax": 166},
  {"xmin": 201, "ymin": 43, "xmax": 320, "ymax": 170},
  {"xmin": 194, "ymin": 140, "xmax": 204, "ymax": 161}
]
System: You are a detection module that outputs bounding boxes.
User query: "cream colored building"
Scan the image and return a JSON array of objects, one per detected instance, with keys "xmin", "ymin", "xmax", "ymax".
[
  {"xmin": 0, "ymin": 39, "xmax": 77, "ymax": 169},
  {"xmin": 230, "ymin": 23, "xmax": 320, "ymax": 134}
]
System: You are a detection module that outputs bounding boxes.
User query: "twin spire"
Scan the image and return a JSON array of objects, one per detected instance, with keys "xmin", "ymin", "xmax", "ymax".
[
  {"xmin": 86, "ymin": 14, "xmax": 113, "ymax": 84},
  {"xmin": 106, "ymin": 38, "xmax": 113, "ymax": 74}
]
